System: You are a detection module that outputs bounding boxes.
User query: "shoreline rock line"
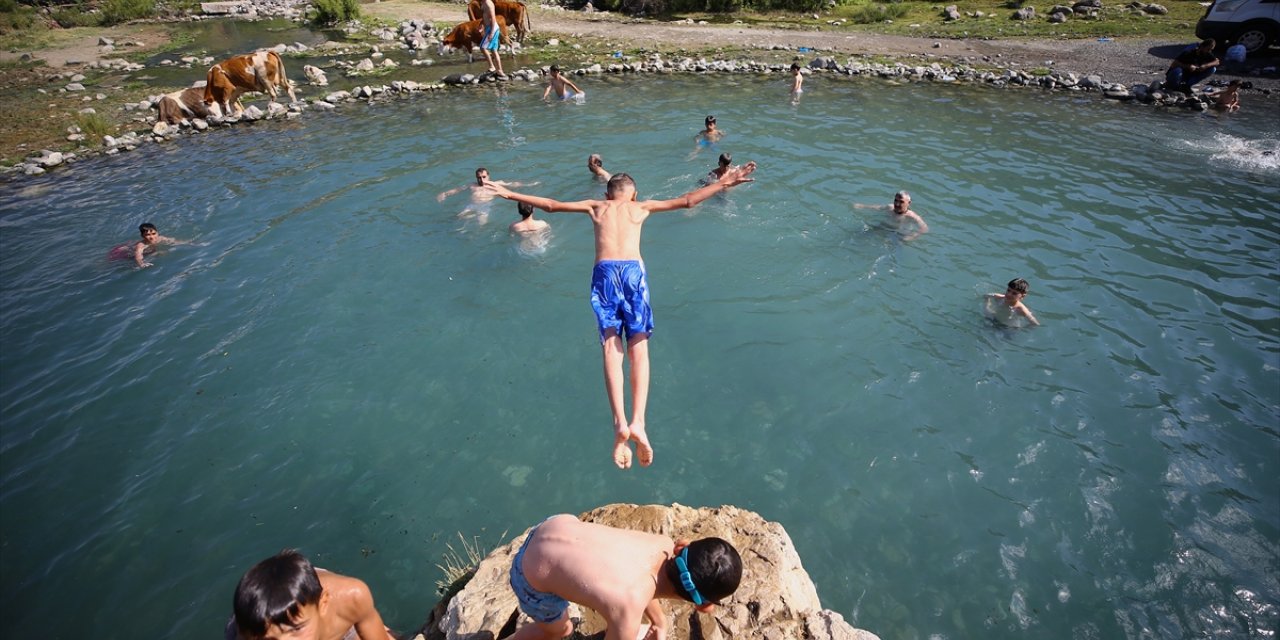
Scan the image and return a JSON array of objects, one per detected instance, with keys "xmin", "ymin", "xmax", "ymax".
[{"xmin": 6, "ymin": 47, "xmax": 1251, "ymax": 180}]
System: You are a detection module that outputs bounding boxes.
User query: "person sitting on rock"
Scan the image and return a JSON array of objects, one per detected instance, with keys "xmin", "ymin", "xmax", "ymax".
[
  {"xmin": 507, "ymin": 514, "xmax": 743, "ymax": 640},
  {"xmin": 226, "ymin": 549, "xmax": 395, "ymax": 640},
  {"xmin": 1165, "ymin": 39, "xmax": 1220, "ymax": 94}
]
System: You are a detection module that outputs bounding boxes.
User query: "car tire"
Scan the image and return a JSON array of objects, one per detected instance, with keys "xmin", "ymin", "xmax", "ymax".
[{"xmin": 1235, "ymin": 20, "xmax": 1275, "ymax": 53}]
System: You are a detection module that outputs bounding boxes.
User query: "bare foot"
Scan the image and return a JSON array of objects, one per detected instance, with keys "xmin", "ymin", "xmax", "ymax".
[
  {"xmin": 630, "ymin": 422, "xmax": 653, "ymax": 467},
  {"xmin": 613, "ymin": 421, "xmax": 632, "ymax": 470}
]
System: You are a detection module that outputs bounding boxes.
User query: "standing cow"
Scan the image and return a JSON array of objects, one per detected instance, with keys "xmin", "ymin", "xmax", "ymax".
[
  {"xmin": 204, "ymin": 50, "xmax": 297, "ymax": 117},
  {"xmin": 467, "ymin": 0, "xmax": 531, "ymax": 43},
  {"xmin": 438, "ymin": 16, "xmax": 511, "ymax": 61}
]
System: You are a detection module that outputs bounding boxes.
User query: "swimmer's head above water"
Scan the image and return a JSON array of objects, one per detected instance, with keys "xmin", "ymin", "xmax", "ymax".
[
  {"xmin": 718, "ymin": 152, "xmax": 732, "ymax": 168},
  {"xmin": 475, "ymin": 167, "xmax": 489, "ymax": 185}
]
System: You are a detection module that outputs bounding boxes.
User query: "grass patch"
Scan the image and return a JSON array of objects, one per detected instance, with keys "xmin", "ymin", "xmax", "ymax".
[
  {"xmin": 0, "ymin": 0, "xmax": 40, "ymax": 33},
  {"xmin": 310, "ymin": 0, "xmax": 360, "ymax": 26},
  {"xmin": 848, "ymin": 2, "xmax": 910, "ymax": 24},
  {"xmin": 101, "ymin": 0, "xmax": 156, "ymax": 25},
  {"xmin": 434, "ymin": 534, "xmax": 493, "ymax": 595}
]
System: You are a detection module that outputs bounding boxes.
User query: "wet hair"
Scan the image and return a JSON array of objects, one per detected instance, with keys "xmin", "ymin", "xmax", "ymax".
[
  {"xmin": 1007, "ymin": 278, "xmax": 1030, "ymax": 295},
  {"xmin": 550, "ymin": 64, "xmax": 560, "ymax": 74},
  {"xmin": 1200, "ymin": 38, "xmax": 1216, "ymax": 49},
  {"xmin": 518, "ymin": 202, "xmax": 534, "ymax": 219},
  {"xmin": 704, "ymin": 115, "xmax": 716, "ymax": 126},
  {"xmin": 475, "ymin": 167, "xmax": 488, "ymax": 178},
  {"xmin": 663, "ymin": 538, "xmax": 742, "ymax": 605},
  {"xmin": 893, "ymin": 190, "xmax": 910, "ymax": 202},
  {"xmin": 718, "ymin": 152, "xmax": 732, "ymax": 167},
  {"xmin": 232, "ymin": 549, "xmax": 324, "ymax": 638},
  {"xmin": 791, "ymin": 62, "xmax": 801, "ymax": 71},
  {"xmin": 139, "ymin": 222, "xmax": 158, "ymax": 235},
  {"xmin": 606, "ymin": 172, "xmax": 636, "ymax": 197},
  {"xmin": 589, "ymin": 153, "xmax": 603, "ymax": 168}
]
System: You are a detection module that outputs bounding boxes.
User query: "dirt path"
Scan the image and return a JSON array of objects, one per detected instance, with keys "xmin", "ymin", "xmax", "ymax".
[{"xmin": 366, "ymin": 1, "xmax": 1276, "ymax": 91}]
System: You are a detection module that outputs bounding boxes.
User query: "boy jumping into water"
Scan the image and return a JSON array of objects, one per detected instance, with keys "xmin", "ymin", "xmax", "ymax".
[
  {"xmin": 226, "ymin": 549, "xmax": 394, "ymax": 640},
  {"xmin": 484, "ymin": 162, "xmax": 757, "ymax": 469},
  {"xmin": 109, "ymin": 222, "xmax": 184, "ymax": 268},
  {"xmin": 508, "ymin": 514, "xmax": 743, "ymax": 640},
  {"xmin": 986, "ymin": 278, "xmax": 1040, "ymax": 326}
]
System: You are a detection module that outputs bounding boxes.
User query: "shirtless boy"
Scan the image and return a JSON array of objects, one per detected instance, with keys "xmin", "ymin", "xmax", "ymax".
[
  {"xmin": 479, "ymin": 0, "xmax": 504, "ymax": 76},
  {"xmin": 694, "ymin": 115, "xmax": 723, "ymax": 146},
  {"xmin": 510, "ymin": 202, "xmax": 550, "ymax": 234},
  {"xmin": 1213, "ymin": 79, "xmax": 1242, "ymax": 112},
  {"xmin": 986, "ymin": 278, "xmax": 1040, "ymax": 326},
  {"xmin": 484, "ymin": 162, "xmax": 757, "ymax": 468},
  {"xmin": 508, "ymin": 514, "xmax": 743, "ymax": 640},
  {"xmin": 227, "ymin": 549, "xmax": 394, "ymax": 640},
  {"xmin": 108, "ymin": 222, "xmax": 184, "ymax": 268},
  {"xmin": 588, "ymin": 154, "xmax": 611, "ymax": 181},
  {"xmin": 790, "ymin": 63, "xmax": 804, "ymax": 94},
  {"xmin": 854, "ymin": 190, "xmax": 929, "ymax": 241},
  {"xmin": 543, "ymin": 65, "xmax": 584, "ymax": 100},
  {"xmin": 439, "ymin": 168, "xmax": 535, "ymax": 223},
  {"xmin": 704, "ymin": 152, "xmax": 733, "ymax": 183}
]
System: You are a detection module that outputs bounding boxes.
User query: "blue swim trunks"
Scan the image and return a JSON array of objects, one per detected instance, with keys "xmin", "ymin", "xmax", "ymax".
[
  {"xmin": 590, "ymin": 260, "xmax": 654, "ymax": 343},
  {"xmin": 509, "ymin": 525, "xmax": 569, "ymax": 624},
  {"xmin": 481, "ymin": 23, "xmax": 500, "ymax": 51}
]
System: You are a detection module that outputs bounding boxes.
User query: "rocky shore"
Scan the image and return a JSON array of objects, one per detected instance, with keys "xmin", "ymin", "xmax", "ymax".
[
  {"xmin": 416, "ymin": 503, "xmax": 880, "ymax": 640},
  {"xmin": 7, "ymin": 11, "xmax": 1270, "ymax": 180}
]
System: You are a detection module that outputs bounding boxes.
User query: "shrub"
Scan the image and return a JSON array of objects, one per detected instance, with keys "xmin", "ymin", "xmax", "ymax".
[
  {"xmin": 0, "ymin": 0, "xmax": 41, "ymax": 32},
  {"xmin": 849, "ymin": 1, "xmax": 908, "ymax": 22},
  {"xmin": 51, "ymin": 3, "xmax": 102, "ymax": 27},
  {"xmin": 76, "ymin": 112, "xmax": 113, "ymax": 142},
  {"xmin": 310, "ymin": 0, "xmax": 359, "ymax": 25},
  {"xmin": 100, "ymin": 0, "xmax": 154, "ymax": 24}
]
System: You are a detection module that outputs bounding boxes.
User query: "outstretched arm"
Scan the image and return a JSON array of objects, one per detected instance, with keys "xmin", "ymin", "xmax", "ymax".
[
  {"xmin": 437, "ymin": 184, "xmax": 468, "ymax": 202},
  {"xmin": 1018, "ymin": 304, "xmax": 1040, "ymax": 326},
  {"xmin": 484, "ymin": 180, "xmax": 595, "ymax": 213},
  {"xmin": 902, "ymin": 211, "xmax": 929, "ymax": 241},
  {"xmin": 565, "ymin": 78, "xmax": 584, "ymax": 94},
  {"xmin": 853, "ymin": 202, "xmax": 890, "ymax": 211},
  {"xmin": 644, "ymin": 161, "xmax": 757, "ymax": 213}
]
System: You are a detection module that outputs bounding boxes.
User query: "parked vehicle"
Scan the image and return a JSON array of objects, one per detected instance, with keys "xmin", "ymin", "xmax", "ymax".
[{"xmin": 1196, "ymin": 0, "xmax": 1280, "ymax": 54}]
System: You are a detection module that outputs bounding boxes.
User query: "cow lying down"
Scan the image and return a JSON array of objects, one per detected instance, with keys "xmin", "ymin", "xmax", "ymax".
[{"xmin": 155, "ymin": 85, "xmax": 224, "ymax": 125}]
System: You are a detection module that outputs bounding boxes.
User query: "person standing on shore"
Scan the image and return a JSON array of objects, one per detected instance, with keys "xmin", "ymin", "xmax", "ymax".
[{"xmin": 479, "ymin": 0, "xmax": 505, "ymax": 77}]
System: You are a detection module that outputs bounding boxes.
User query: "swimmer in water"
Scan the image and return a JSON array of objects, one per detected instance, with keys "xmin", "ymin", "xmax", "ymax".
[
  {"xmin": 438, "ymin": 167, "xmax": 537, "ymax": 223},
  {"xmin": 108, "ymin": 222, "xmax": 185, "ymax": 268},
  {"xmin": 702, "ymin": 152, "xmax": 735, "ymax": 185},
  {"xmin": 694, "ymin": 115, "xmax": 723, "ymax": 147},
  {"xmin": 791, "ymin": 62, "xmax": 804, "ymax": 94},
  {"xmin": 985, "ymin": 278, "xmax": 1040, "ymax": 326},
  {"xmin": 588, "ymin": 154, "xmax": 611, "ymax": 181},
  {"xmin": 543, "ymin": 65, "xmax": 584, "ymax": 101},
  {"xmin": 1211, "ymin": 79, "xmax": 1241, "ymax": 112},
  {"xmin": 853, "ymin": 190, "xmax": 929, "ymax": 241}
]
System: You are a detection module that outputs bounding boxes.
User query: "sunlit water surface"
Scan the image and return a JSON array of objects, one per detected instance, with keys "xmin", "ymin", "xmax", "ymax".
[{"xmin": 2, "ymin": 76, "xmax": 1277, "ymax": 640}]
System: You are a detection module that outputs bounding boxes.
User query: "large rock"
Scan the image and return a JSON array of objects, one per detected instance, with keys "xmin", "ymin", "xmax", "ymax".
[{"xmin": 425, "ymin": 504, "xmax": 878, "ymax": 640}]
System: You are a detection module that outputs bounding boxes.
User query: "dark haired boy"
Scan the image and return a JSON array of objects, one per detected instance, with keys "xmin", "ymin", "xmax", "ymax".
[
  {"xmin": 510, "ymin": 201, "xmax": 549, "ymax": 235},
  {"xmin": 986, "ymin": 278, "xmax": 1040, "ymax": 326},
  {"xmin": 227, "ymin": 549, "xmax": 393, "ymax": 640},
  {"xmin": 694, "ymin": 115, "xmax": 723, "ymax": 146},
  {"xmin": 508, "ymin": 514, "xmax": 743, "ymax": 640},
  {"xmin": 108, "ymin": 222, "xmax": 184, "ymax": 268},
  {"xmin": 587, "ymin": 153, "xmax": 611, "ymax": 181},
  {"xmin": 543, "ymin": 65, "xmax": 584, "ymax": 100},
  {"xmin": 483, "ymin": 163, "xmax": 757, "ymax": 469}
]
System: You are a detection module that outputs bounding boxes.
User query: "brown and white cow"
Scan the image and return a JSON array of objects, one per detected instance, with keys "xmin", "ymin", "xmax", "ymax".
[
  {"xmin": 155, "ymin": 85, "xmax": 223, "ymax": 124},
  {"xmin": 438, "ymin": 16, "xmax": 510, "ymax": 60},
  {"xmin": 204, "ymin": 50, "xmax": 297, "ymax": 117},
  {"xmin": 467, "ymin": 0, "xmax": 530, "ymax": 43}
]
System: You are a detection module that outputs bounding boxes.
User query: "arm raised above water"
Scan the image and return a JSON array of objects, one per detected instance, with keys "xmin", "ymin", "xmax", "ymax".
[
  {"xmin": 643, "ymin": 161, "xmax": 756, "ymax": 213},
  {"xmin": 484, "ymin": 180, "xmax": 597, "ymax": 213}
]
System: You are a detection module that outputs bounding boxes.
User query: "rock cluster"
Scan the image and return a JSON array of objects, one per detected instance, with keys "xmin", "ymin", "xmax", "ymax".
[{"xmin": 421, "ymin": 504, "xmax": 879, "ymax": 640}]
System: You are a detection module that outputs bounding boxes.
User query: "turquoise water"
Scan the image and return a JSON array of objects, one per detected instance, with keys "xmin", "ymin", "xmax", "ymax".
[{"xmin": 2, "ymin": 76, "xmax": 1277, "ymax": 639}]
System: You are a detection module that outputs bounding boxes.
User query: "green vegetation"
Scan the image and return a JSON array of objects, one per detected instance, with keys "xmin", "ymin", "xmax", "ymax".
[
  {"xmin": 0, "ymin": 0, "xmax": 39, "ymax": 33},
  {"xmin": 52, "ymin": 3, "xmax": 102, "ymax": 28},
  {"xmin": 849, "ymin": 1, "xmax": 909, "ymax": 24},
  {"xmin": 310, "ymin": 0, "xmax": 360, "ymax": 25},
  {"xmin": 434, "ymin": 534, "xmax": 492, "ymax": 595},
  {"xmin": 75, "ymin": 111, "xmax": 114, "ymax": 142},
  {"xmin": 101, "ymin": 0, "xmax": 156, "ymax": 24}
]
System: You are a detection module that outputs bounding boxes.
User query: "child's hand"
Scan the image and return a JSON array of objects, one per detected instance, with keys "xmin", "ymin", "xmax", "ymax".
[{"xmin": 139, "ymin": 261, "xmax": 154, "ymax": 269}]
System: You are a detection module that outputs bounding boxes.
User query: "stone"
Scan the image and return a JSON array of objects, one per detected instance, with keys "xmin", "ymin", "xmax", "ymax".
[
  {"xmin": 98, "ymin": 36, "xmax": 114, "ymax": 46},
  {"xmin": 355, "ymin": 58, "xmax": 376, "ymax": 72},
  {"xmin": 66, "ymin": 83, "xmax": 86, "ymax": 92},
  {"xmin": 426, "ymin": 504, "xmax": 880, "ymax": 640},
  {"xmin": 943, "ymin": 4, "xmax": 961, "ymax": 20},
  {"xmin": 266, "ymin": 101, "xmax": 288, "ymax": 117},
  {"xmin": 193, "ymin": 119, "xmax": 210, "ymax": 131},
  {"xmin": 1012, "ymin": 6, "xmax": 1036, "ymax": 19},
  {"xmin": 36, "ymin": 150, "xmax": 64, "ymax": 167},
  {"xmin": 242, "ymin": 105, "xmax": 264, "ymax": 121},
  {"xmin": 1143, "ymin": 3, "xmax": 1167, "ymax": 13},
  {"xmin": 304, "ymin": 65, "xmax": 329, "ymax": 86},
  {"xmin": 1049, "ymin": 11, "xmax": 1067, "ymax": 22},
  {"xmin": 152, "ymin": 121, "xmax": 171, "ymax": 136}
]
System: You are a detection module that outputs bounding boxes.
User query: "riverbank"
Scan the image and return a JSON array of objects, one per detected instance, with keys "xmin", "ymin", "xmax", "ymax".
[{"xmin": 1, "ymin": 1, "xmax": 1275, "ymax": 171}]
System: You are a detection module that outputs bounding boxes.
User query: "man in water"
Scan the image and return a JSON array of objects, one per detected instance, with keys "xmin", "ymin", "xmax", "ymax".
[
  {"xmin": 854, "ymin": 190, "xmax": 929, "ymax": 241},
  {"xmin": 543, "ymin": 65, "xmax": 585, "ymax": 100},
  {"xmin": 587, "ymin": 154, "xmax": 611, "ymax": 181},
  {"xmin": 1165, "ymin": 39, "xmax": 1219, "ymax": 95},
  {"xmin": 694, "ymin": 115, "xmax": 723, "ymax": 146},
  {"xmin": 483, "ymin": 162, "xmax": 757, "ymax": 469},
  {"xmin": 438, "ymin": 167, "xmax": 536, "ymax": 224}
]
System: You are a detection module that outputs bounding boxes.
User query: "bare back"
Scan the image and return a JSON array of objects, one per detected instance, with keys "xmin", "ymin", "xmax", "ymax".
[
  {"xmin": 589, "ymin": 199, "xmax": 650, "ymax": 262},
  {"xmin": 521, "ymin": 515, "xmax": 672, "ymax": 621}
]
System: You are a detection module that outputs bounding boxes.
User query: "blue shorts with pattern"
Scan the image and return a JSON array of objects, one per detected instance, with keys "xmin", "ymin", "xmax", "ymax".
[
  {"xmin": 509, "ymin": 525, "xmax": 569, "ymax": 624},
  {"xmin": 590, "ymin": 260, "xmax": 654, "ymax": 343}
]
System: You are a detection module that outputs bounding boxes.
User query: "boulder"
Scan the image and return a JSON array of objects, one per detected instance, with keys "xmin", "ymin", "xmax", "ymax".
[
  {"xmin": 943, "ymin": 4, "xmax": 961, "ymax": 19},
  {"xmin": 1012, "ymin": 6, "xmax": 1036, "ymax": 19},
  {"xmin": 304, "ymin": 65, "xmax": 329, "ymax": 86},
  {"xmin": 1142, "ymin": 3, "xmax": 1167, "ymax": 13},
  {"xmin": 425, "ymin": 504, "xmax": 879, "ymax": 640}
]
